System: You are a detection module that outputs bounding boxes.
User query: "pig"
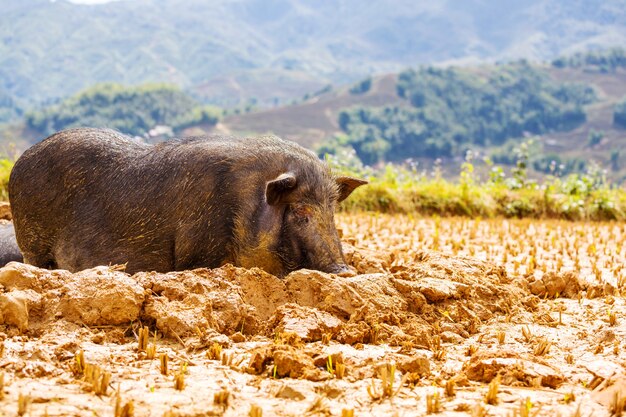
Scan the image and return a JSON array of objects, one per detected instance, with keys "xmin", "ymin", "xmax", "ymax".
[
  {"xmin": 9, "ymin": 128, "xmax": 366, "ymax": 276},
  {"xmin": 0, "ymin": 223, "xmax": 22, "ymax": 265}
]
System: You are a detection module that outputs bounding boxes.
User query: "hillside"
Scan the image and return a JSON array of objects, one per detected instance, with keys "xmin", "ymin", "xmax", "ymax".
[
  {"xmin": 208, "ymin": 61, "xmax": 626, "ymax": 180},
  {"xmin": 216, "ymin": 74, "xmax": 406, "ymax": 148},
  {"xmin": 4, "ymin": 50, "xmax": 626, "ymax": 181},
  {"xmin": 540, "ymin": 67, "xmax": 626, "ymax": 174},
  {"xmin": 217, "ymin": 65, "xmax": 626, "ymax": 143},
  {"xmin": 2, "ymin": 0, "xmax": 626, "ymax": 115}
]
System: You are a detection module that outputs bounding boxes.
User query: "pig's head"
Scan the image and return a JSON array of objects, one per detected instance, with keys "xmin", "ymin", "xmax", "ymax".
[{"xmin": 264, "ymin": 171, "xmax": 367, "ymax": 276}]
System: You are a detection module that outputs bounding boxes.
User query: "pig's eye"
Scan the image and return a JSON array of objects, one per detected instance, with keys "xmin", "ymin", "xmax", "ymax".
[{"xmin": 292, "ymin": 205, "xmax": 313, "ymax": 222}]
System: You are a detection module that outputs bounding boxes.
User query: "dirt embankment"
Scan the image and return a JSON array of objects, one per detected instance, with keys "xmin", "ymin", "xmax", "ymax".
[
  {"xmin": 0, "ymin": 242, "xmax": 621, "ymax": 416},
  {"xmin": 0, "ymin": 245, "xmax": 524, "ymax": 345}
]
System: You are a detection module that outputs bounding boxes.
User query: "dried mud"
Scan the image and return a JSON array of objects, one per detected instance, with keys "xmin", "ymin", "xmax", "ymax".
[{"xmin": 0, "ymin": 215, "xmax": 624, "ymax": 416}]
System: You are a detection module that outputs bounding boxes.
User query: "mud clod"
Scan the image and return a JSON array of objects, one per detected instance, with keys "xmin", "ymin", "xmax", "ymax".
[
  {"xmin": 397, "ymin": 352, "xmax": 430, "ymax": 376},
  {"xmin": 267, "ymin": 303, "xmax": 342, "ymax": 342},
  {"xmin": 464, "ymin": 352, "xmax": 566, "ymax": 389},
  {"xmin": 528, "ymin": 271, "xmax": 582, "ymax": 298},
  {"xmin": 273, "ymin": 349, "xmax": 318, "ymax": 379},
  {"xmin": 0, "ymin": 291, "xmax": 31, "ymax": 331}
]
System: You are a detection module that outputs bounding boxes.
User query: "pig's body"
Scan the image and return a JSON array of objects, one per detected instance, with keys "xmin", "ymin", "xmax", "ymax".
[
  {"xmin": 0, "ymin": 223, "xmax": 22, "ymax": 265},
  {"xmin": 9, "ymin": 128, "xmax": 365, "ymax": 276}
]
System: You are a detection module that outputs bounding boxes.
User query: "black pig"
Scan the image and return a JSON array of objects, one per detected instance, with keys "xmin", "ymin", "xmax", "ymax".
[
  {"xmin": 0, "ymin": 223, "xmax": 23, "ymax": 265},
  {"xmin": 9, "ymin": 128, "xmax": 366, "ymax": 276}
]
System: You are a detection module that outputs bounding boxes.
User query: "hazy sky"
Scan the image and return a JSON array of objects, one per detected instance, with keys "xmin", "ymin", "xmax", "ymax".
[{"xmin": 64, "ymin": 0, "xmax": 129, "ymax": 4}]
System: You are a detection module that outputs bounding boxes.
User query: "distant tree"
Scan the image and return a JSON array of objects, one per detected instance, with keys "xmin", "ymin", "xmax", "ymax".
[
  {"xmin": 173, "ymin": 105, "xmax": 221, "ymax": 130},
  {"xmin": 552, "ymin": 57, "xmax": 568, "ymax": 68},
  {"xmin": 314, "ymin": 85, "xmax": 333, "ymax": 97},
  {"xmin": 611, "ymin": 150, "xmax": 620, "ymax": 171},
  {"xmin": 0, "ymin": 89, "xmax": 23, "ymax": 123},
  {"xmin": 587, "ymin": 129, "xmax": 604, "ymax": 147},
  {"xmin": 614, "ymin": 99, "xmax": 626, "ymax": 129},
  {"xmin": 349, "ymin": 77, "xmax": 372, "ymax": 95},
  {"xmin": 551, "ymin": 48, "xmax": 626, "ymax": 72},
  {"xmin": 338, "ymin": 111, "xmax": 351, "ymax": 131}
]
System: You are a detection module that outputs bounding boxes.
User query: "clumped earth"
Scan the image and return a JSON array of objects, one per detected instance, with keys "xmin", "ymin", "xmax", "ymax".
[{"xmin": 0, "ymin": 214, "xmax": 624, "ymax": 416}]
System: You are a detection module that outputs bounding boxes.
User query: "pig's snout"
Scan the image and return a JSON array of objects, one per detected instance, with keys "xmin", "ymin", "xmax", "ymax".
[{"xmin": 325, "ymin": 263, "xmax": 356, "ymax": 277}]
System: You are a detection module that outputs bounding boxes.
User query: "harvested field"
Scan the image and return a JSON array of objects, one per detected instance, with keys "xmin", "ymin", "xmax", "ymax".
[{"xmin": 0, "ymin": 214, "xmax": 624, "ymax": 416}]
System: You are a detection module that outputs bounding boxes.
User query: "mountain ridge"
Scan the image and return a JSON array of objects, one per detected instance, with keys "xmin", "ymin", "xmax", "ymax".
[{"xmin": 2, "ymin": 0, "xmax": 626, "ymax": 109}]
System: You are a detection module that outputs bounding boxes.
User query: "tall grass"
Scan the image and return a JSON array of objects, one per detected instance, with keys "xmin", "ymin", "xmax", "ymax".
[
  {"xmin": 329, "ymin": 148, "xmax": 626, "ymax": 221},
  {"xmin": 1, "ymin": 146, "xmax": 623, "ymax": 221},
  {"xmin": 0, "ymin": 159, "xmax": 12, "ymax": 201}
]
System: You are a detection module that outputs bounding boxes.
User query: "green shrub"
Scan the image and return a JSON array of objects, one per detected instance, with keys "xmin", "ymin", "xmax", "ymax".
[
  {"xmin": 0, "ymin": 159, "xmax": 13, "ymax": 201},
  {"xmin": 333, "ymin": 150, "xmax": 626, "ymax": 222}
]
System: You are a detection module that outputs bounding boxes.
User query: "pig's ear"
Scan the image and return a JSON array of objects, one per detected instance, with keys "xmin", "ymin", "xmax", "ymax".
[
  {"xmin": 336, "ymin": 176, "xmax": 368, "ymax": 202},
  {"xmin": 266, "ymin": 173, "xmax": 297, "ymax": 205}
]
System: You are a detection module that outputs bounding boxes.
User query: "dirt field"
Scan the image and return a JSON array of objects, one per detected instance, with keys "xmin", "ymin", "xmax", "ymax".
[{"xmin": 0, "ymin": 214, "xmax": 624, "ymax": 416}]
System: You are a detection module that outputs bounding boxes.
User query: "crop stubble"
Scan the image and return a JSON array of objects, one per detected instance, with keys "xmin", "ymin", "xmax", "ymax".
[{"xmin": 0, "ymin": 214, "xmax": 622, "ymax": 416}]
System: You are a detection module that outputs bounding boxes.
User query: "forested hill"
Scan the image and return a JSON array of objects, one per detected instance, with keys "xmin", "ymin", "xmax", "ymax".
[
  {"xmin": 326, "ymin": 63, "xmax": 595, "ymax": 164},
  {"xmin": 24, "ymin": 83, "xmax": 220, "ymax": 137},
  {"xmin": 4, "ymin": 49, "xmax": 626, "ymax": 180},
  {"xmin": 219, "ymin": 52, "xmax": 626, "ymax": 180},
  {"xmin": 1, "ymin": 0, "xmax": 626, "ymax": 113}
]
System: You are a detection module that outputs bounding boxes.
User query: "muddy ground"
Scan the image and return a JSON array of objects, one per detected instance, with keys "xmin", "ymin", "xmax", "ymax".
[{"xmin": 0, "ymin": 214, "xmax": 624, "ymax": 416}]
